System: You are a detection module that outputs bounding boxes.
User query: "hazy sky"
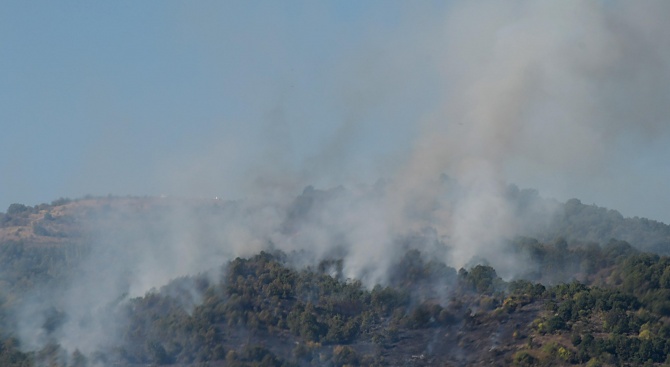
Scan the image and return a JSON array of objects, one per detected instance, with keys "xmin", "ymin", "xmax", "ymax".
[{"xmin": 2, "ymin": 1, "xmax": 670, "ymax": 223}]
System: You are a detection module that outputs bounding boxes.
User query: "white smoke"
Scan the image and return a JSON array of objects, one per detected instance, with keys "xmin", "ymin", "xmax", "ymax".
[{"xmin": 14, "ymin": 0, "xmax": 670, "ymax": 360}]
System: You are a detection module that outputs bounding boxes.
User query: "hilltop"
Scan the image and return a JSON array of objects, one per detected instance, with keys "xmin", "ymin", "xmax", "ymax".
[{"xmin": 3, "ymin": 187, "xmax": 670, "ymax": 255}]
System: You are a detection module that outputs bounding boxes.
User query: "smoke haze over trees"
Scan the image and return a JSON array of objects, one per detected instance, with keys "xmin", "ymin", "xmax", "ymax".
[
  {"xmin": 2, "ymin": 0, "xmax": 670, "ymax": 366},
  {"xmin": 3, "ymin": 1, "xmax": 670, "ymax": 223},
  {"xmin": 1, "ymin": 189, "xmax": 670, "ymax": 366}
]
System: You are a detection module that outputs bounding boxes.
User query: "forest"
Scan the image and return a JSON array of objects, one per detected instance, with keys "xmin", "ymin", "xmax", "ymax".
[{"xmin": 0, "ymin": 193, "xmax": 669, "ymax": 366}]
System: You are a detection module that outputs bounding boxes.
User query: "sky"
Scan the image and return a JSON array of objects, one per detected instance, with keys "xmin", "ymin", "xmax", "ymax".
[{"xmin": 2, "ymin": 0, "xmax": 670, "ymax": 223}]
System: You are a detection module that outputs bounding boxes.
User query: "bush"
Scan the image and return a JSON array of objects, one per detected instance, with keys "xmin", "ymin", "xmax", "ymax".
[
  {"xmin": 546, "ymin": 316, "xmax": 567, "ymax": 332},
  {"xmin": 6, "ymin": 204, "xmax": 30, "ymax": 216},
  {"xmin": 512, "ymin": 351, "xmax": 536, "ymax": 366},
  {"xmin": 332, "ymin": 345, "xmax": 359, "ymax": 367}
]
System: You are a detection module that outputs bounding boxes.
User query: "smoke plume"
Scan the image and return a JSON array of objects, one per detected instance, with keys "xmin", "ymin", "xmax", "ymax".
[{"xmin": 13, "ymin": 0, "xmax": 670, "ymax": 361}]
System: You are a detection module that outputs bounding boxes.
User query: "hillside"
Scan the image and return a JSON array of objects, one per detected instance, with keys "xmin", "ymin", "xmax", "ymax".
[{"xmin": 0, "ymin": 193, "xmax": 669, "ymax": 366}]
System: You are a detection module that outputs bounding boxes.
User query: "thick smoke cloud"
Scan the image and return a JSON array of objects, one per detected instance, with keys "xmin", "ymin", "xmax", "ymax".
[
  {"xmin": 390, "ymin": 0, "xmax": 670, "ymax": 264},
  {"xmin": 14, "ymin": 0, "xmax": 670, "ymax": 361}
]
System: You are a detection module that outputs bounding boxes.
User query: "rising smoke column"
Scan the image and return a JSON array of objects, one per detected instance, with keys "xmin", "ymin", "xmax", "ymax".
[
  {"xmin": 388, "ymin": 0, "xmax": 670, "ymax": 271},
  {"xmin": 13, "ymin": 0, "xmax": 670, "ymax": 360}
]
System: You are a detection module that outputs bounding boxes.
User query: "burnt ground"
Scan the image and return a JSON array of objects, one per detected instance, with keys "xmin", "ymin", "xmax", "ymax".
[
  {"xmin": 134, "ymin": 300, "xmax": 545, "ymax": 367},
  {"xmin": 375, "ymin": 302, "xmax": 543, "ymax": 367}
]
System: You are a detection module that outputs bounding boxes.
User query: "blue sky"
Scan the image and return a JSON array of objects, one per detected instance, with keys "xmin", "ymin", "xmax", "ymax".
[
  {"xmin": 0, "ymin": 1, "xmax": 440, "ymax": 196},
  {"xmin": 1, "ymin": 1, "xmax": 437, "ymax": 199},
  {"xmin": 2, "ymin": 1, "xmax": 670, "ymax": 223}
]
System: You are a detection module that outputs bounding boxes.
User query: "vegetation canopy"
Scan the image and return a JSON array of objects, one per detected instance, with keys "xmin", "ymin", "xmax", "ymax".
[{"xmin": 0, "ymin": 197, "xmax": 669, "ymax": 366}]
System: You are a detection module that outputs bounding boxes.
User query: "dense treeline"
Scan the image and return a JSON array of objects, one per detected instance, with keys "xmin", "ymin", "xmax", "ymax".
[
  {"xmin": 116, "ymin": 251, "xmax": 414, "ymax": 366},
  {"xmin": 123, "ymin": 249, "xmax": 670, "ymax": 366},
  {"xmin": 1, "ymin": 197, "xmax": 670, "ymax": 366},
  {"xmin": 507, "ymin": 236, "xmax": 639, "ymax": 284},
  {"xmin": 506, "ymin": 186, "xmax": 670, "ymax": 255},
  {"xmin": 2, "ymin": 244, "xmax": 667, "ymax": 366},
  {"xmin": 550, "ymin": 198, "xmax": 670, "ymax": 255}
]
